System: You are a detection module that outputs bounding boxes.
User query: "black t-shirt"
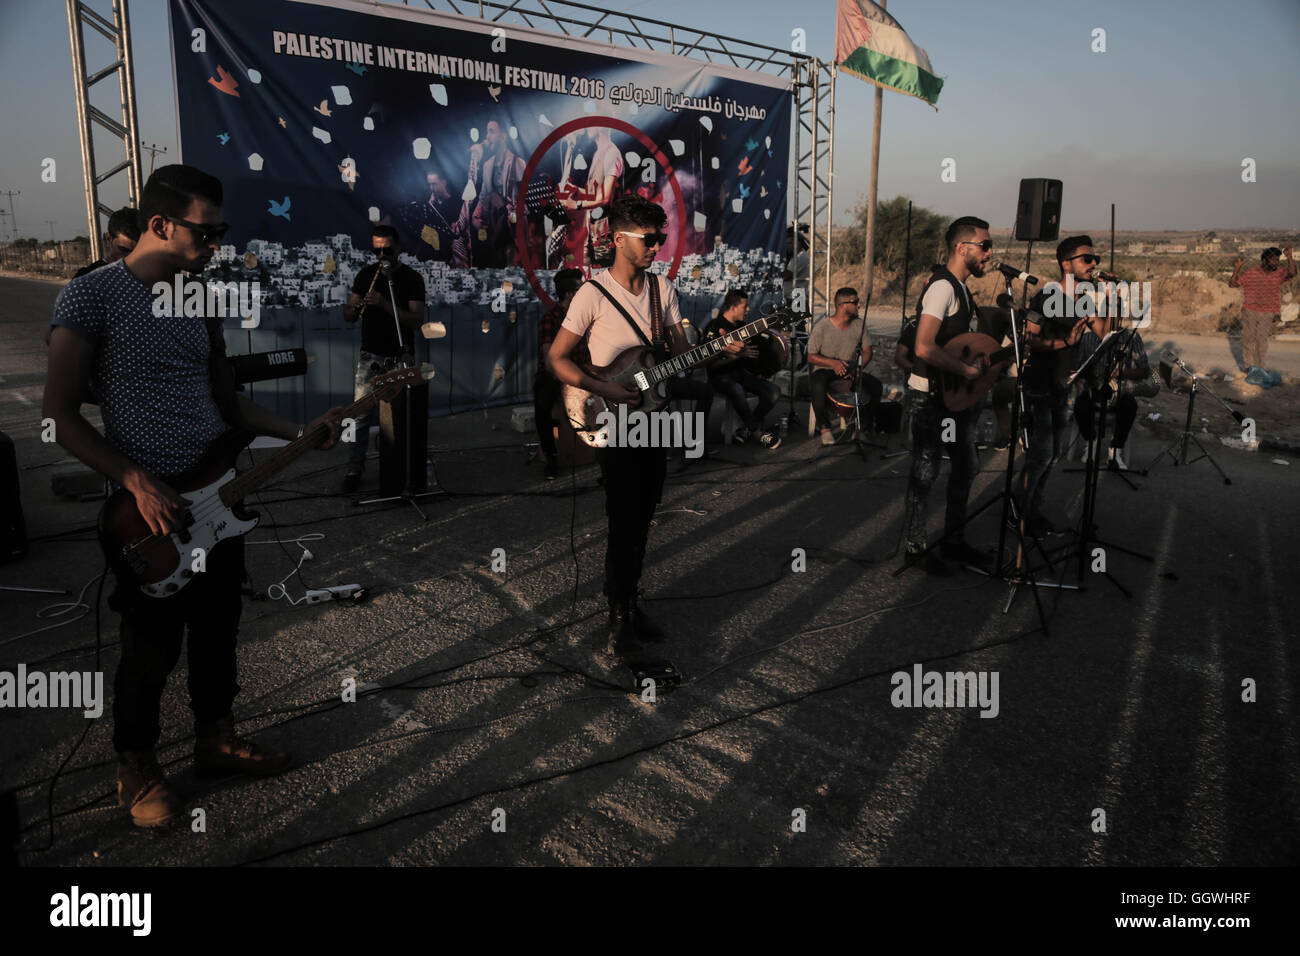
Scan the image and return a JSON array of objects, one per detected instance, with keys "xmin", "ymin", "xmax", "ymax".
[
  {"xmin": 705, "ymin": 317, "xmax": 743, "ymax": 378},
  {"xmin": 351, "ymin": 262, "xmax": 426, "ymax": 356},
  {"xmin": 1023, "ymin": 289, "xmax": 1077, "ymax": 393},
  {"xmin": 74, "ymin": 258, "xmax": 107, "ymax": 279}
]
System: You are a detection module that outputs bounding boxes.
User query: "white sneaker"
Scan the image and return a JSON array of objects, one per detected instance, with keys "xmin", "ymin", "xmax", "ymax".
[
  {"xmin": 820, "ymin": 428, "xmax": 834, "ymax": 446},
  {"xmin": 1109, "ymin": 446, "xmax": 1129, "ymax": 470}
]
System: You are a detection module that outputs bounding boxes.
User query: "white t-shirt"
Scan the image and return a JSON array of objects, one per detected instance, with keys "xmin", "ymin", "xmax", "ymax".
[
  {"xmin": 561, "ymin": 270, "xmax": 683, "ymax": 366},
  {"xmin": 920, "ymin": 279, "xmax": 971, "ymax": 321},
  {"xmin": 589, "ymin": 140, "xmax": 624, "ymax": 189}
]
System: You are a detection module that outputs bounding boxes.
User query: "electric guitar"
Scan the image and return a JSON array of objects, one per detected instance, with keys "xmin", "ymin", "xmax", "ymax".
[
  {"xmin": 563, "ymin": 309, "xmax": 800, "ymax": 447},
  {"xmin": 937, "ymin": 332, "xmax": 1015, "ymax": 412},
  {"xmin": 99, "ymin": 366, "xmax": 422, "ymax": 598}
]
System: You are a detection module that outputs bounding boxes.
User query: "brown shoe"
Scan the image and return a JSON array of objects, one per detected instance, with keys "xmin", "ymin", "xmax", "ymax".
[
  {"xmin": 194, "ymin": 716, "xmax": 292, "ymax": 779},
  {"xmin": 117, "ymin": 750, "xmax": 182, "ymax": 828}
]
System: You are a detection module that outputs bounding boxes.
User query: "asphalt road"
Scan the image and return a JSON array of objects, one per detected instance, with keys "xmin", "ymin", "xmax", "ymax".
[{"xmin": 2, "ymin": 275, "xmax": 1297, "ymax": 866}]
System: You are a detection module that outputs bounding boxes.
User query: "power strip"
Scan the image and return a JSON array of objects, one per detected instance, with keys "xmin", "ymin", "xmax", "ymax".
[{"xmin": 304, "ymin": 584, "xmax": 365, "ymax": 604}]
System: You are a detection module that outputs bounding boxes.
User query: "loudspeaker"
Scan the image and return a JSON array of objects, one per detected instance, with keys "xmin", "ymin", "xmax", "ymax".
[
  {"xmin": 0, "ymin": 429, "xmax": 28, "ymax": 563},
  {"xmin": 1014, "ymin": 178, "xmax": 1063, "ymax": 242},
  {"xmin": 378, "ymin": 381, "xmax": 430, "ymax": 495}
]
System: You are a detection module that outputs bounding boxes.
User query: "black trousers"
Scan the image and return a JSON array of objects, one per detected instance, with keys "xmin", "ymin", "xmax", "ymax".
[
  {"xmin": 903, "ymin": 390, "xmax": 980, "ymax": 553},
  {"xmin": 1075, "ymin": 390, "xmax": 1137, "ymax": 448},
  {"xmin": 533, "ymin": 367, "xmax": 563, "ymax": 461},
  {"xmin": 108, "ymin": 537, "xmax": 244, "ymax": 753},
  {"xmin": 596, "ymin": 446, "xmax": 668, "ymax": 603}
]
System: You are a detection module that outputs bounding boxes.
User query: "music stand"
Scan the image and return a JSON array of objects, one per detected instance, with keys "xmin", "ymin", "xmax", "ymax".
[{"xmin": 1062, "ymin": 328, "xmax": 1152, "ymax": 594}]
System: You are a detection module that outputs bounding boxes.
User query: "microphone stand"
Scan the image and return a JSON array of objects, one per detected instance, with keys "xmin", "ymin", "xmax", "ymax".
[
  {"xmin": 1142, "ymin": 352, "xmax": 1236, "ymax": 484},
  {"xmin": 1061, "ymin": 326, "xmax": 1152, "ymax": 596},
  {"xmin": 357, "ymin": 259, "xmax": 440, "ymax": 519}
]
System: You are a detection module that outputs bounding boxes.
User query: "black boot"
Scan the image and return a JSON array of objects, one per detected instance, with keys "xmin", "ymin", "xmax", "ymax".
[
  {"xmin": 605, "ymin": 601, "xmax": 639, "ymax": 656},
  {"xmin": 630, "ymin": 593, "xmax": 665, "ymax": 643}
]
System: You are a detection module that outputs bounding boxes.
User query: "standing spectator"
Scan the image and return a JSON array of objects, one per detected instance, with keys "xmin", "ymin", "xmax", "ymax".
[{"xmin": 1229, "ymin": 246, "xmax": 1295, "ymax": 375}]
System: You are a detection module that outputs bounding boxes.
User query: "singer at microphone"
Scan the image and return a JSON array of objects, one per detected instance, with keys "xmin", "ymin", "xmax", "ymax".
[{"xmin": 340, "ymin": 224, "xmax": 427, "ymax": 493}]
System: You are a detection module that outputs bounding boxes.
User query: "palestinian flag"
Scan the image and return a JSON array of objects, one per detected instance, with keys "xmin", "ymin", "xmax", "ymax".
[{"xmin": 835, "ymin": 0, "xmax": 943, "ymax": 108}]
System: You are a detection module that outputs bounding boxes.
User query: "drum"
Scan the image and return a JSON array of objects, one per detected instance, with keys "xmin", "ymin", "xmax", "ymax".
[
  {"xmin": 742, "ymin": 329, "xmax": 791, "ymax": 378},
  {"xmin": 827, "ymin": 374, "xmax": 874, "ymax": 417}
]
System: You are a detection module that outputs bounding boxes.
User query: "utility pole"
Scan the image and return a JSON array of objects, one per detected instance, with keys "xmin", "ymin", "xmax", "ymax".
[
  {"xmin": 46, "ymin": 220, "xmax": 57, "ymax": 242},
  {"xmin": 0, "ymin": 210, "xmax": 9, "ymax": 244},
  {"xmin": 140, "ymin": 141, "xmax": 167, "ymax": 175},
  {"xmin": 1, "ymin": 190, "xmax": 19, "ymax": 235}
]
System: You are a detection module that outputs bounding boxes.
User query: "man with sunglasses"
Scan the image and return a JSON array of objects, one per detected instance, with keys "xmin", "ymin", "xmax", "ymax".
[
  {"xmin": 341, "ymin": 225, "xmax": 427, "ymax": 492},
  {"xmin": 808, "ymin": 287, "xmax": 881, "ymax": 445},
  {"xmin": 44, "ymin": 164, "xmax": 343, "ymax": 828},
  {"xmin": 1019, "ymin": 235, "xmax": 1094, "ymax": 535},
  {"xmin": 548, "ymin": 195, "xmax": 743, "ymax": 655},
  {"xmin": 901, "ymin": 216, "xmax": 993, "ymax": 576}
]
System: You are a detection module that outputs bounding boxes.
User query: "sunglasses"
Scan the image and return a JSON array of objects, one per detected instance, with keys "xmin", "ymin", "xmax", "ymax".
[
  {"xmin": 1068, "ymin": 254, "xmax": 1101, "ymax": 265},
  {"xmin": 373, "ymin": 246, "xmax": 397, "ymax": 257},
  {"xmin": 619, "ymin": 230, "xmax": 668, "ymax": 247},
  {"xmin": 167, "ymin": 216, "xmax": 229, "ymax": 244},
  {"xmin": 961, "ymin": 239, "xmax": 994, "ymax": 252}
]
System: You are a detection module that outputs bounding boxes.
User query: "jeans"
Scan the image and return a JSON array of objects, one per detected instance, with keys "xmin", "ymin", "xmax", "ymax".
[
  {"xmin": 109, "ymin": 537, "xmax": 245, "ymax": 752},
  {"xmin": 1021, "ymin": 388, "xmax": 1069, "ymax": 521},
  {"xmin": 349, "ymin": 351, "xmax": 406, "ymax": 472},
  {"xmin": 710, "ymin": 368, "xmax": 779, "ymax": 432},
  {"xmin": 596, "ymin": 446, "xmax": 668, "ymax": 603},
  {"xmin": 903, "ymin": 390, "xmax": 979, "ymax": 552}
]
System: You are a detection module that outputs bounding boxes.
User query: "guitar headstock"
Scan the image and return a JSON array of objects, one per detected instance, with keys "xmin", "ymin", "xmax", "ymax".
[
  {"xmin": 370, "ymin": 366, "xmax": 423, "ymax": 403},
  {"xmin": 763, "ymin": 308, "xmax": 807, "ymax": 331}
]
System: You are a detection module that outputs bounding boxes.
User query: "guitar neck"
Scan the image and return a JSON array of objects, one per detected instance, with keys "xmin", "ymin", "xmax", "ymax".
[
  {"xmin": 643, "ymin": 316, "xmax": 778, "ymax": 386},
  {"xmin": 221, "ymin": 390, "xmax": 380, "ymax": 503}
]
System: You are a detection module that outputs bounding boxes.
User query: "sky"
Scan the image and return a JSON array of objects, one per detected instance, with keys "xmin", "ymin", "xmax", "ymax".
[{"xmin": 0, "ymin": 0, "xmax": 1297, "ymax": 241}]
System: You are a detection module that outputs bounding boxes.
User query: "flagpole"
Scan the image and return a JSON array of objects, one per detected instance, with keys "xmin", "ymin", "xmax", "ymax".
[{"xmin": 862, "ymin": 0, "xmax": 885, "ymax": 311}]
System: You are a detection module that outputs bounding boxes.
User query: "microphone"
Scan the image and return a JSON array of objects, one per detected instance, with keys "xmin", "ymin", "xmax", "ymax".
[
  {"xmin": 1096, "ymin": 270, "xmax": 1123, "ymax": 284},
  {"xmin": 995, "ymin": 262, "xmax": 1039, "ymax": 285}
]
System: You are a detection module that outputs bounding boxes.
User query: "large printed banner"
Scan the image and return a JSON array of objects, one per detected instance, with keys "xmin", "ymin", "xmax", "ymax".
[{"xmin": 168, "ymin": 0, "xmax": 792, "ymax": 414}]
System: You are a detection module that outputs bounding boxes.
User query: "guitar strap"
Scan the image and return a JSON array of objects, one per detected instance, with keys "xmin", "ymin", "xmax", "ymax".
[
  {"xmin": 203, "ymin": 316, "xmax": 244, "ymax": 428},
  {"xmin": 592, "ymin": 275, "xmax": 665, "ymax": 350}
]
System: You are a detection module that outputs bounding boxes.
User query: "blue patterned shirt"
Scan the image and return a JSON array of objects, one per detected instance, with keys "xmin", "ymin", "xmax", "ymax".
[{"xmin": 51, "ymin": 261, "xmax": 230, "ymax": 478}]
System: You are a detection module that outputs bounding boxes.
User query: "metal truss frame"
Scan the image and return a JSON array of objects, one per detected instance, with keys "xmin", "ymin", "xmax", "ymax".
[{"xmin": 66, "ymin": 0, "xmax": 143, "ymax": 262}]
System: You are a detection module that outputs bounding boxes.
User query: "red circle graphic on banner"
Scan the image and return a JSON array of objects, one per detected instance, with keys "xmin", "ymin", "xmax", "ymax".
[{"xmin": 514, "ymin": 116, "xmax": 688, "ymax": 309}]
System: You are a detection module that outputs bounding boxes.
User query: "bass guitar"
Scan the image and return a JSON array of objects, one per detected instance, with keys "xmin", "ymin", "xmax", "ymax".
[
  {"xmin": 99, "ymin": 366, "xmax": 422, "ymax": 598},
  {"xmin": 563, "ymin": 308, "xmax": 800, "ymax": 447}
]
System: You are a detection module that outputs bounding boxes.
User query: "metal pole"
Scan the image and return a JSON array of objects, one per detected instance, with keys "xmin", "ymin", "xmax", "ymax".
[
  {"xmin": 1110, "ymin": 202, "xmax": 1115, "ymax": 273},
  {"xmin": 66, "ymin": 0, "xmax": 101, "ymax": 262},
  {"xmin": 824, "ymin": 63, "xmax": 836, "ymax": 316},
  {"xmin": 807, "ymin": 62, "xmax": 820, "ymax": 319},
  {"xmin": 862, "ymin": 0, "xmax": 885, "ymax": 311},
  {"xmin": 115, "ymin": 0, "xmax": 143, "ymax": 205},
  {"xmin": 1, "ymin": 191, "xmax": 19, "ymax": 235}
]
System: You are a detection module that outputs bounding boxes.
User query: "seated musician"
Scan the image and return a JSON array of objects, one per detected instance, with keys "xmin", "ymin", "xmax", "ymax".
[
  {"xmin": 1073, "ymin": 287, "xmax": 1152, "ymax": 471},
  {"xmin": 707, "ymin": 288, "xmax": 781, "ymax": 449},
  {"xmin": 808, "ymin": 287, "xmax": 881, "ymax": 446}
]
